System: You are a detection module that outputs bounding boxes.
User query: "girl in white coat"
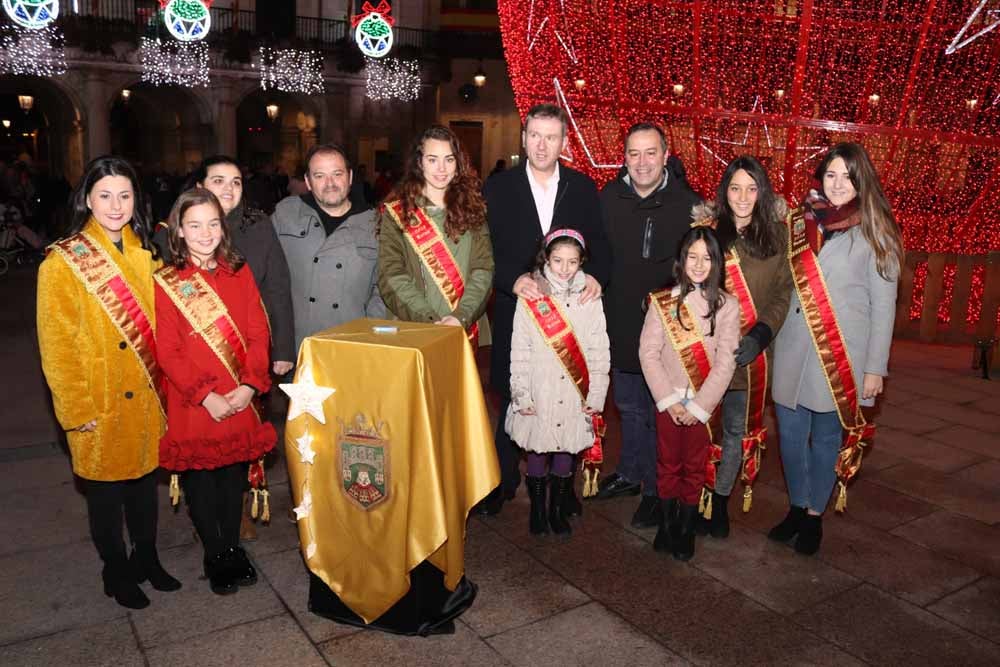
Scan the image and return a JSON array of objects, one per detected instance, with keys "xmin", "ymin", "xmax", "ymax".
[{"xmin": 506, "ymin": 229, "xmax": 610, "ymax": 537}]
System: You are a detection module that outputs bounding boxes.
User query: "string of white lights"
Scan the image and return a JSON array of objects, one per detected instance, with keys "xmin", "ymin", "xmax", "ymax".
[
  {"xmin": 0, "ymin": 24, "xmax": 67, "ymax": 77},
  {"xmin": 364, "ymin": 57, "xmax": 420, "ymax": 102},
  {"xmin": 257, "ymin": 47, "xmax": 324, "ymax": 95},
  {"xmin": 139, "ymin": 36, "xmax": 210, "ymax": 87}
]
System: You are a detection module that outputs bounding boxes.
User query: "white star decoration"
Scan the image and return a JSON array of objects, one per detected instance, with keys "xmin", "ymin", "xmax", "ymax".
[
  {"xmin": 295, "ymin": 432, "xmax": 317, "ymax": 465},
  {"xmin": 293, "ymin": 489, "xmax": 313, "ymax": 521},
  {"xmin": 280, "ymin": 363, "xmax": 335, "ymax": 424},
  {"xmin": 945, "ymin": 0, "xmax": 1000, "ymax": 54},
  {"xmin": 697, "ymin": 95, "xmax": 828, "ymax": 179},
  {"xmin": 527, "ymin": 0, "xmax": 578, "ymax": 63}
]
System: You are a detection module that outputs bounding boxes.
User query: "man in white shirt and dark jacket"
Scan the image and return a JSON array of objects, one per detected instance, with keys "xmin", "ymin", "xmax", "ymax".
[
  {"xmin": 595, "ymin": 123, "xmax": 701, "ymax": 530},
  {"xmin": 483, "ymin": 104, "xmax": 612, "ymax": 516}
]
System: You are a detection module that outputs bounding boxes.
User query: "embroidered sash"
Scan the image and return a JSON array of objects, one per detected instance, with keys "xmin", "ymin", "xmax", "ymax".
[
  {"xmin": 154, "ymin": 266, "xmax": 260, "ymax": 421},
  {"xmin": 51, "ymin": 232, "xmax": 165, "ymax": 416},
  {"xmin": 787, "ymin": 208, "xmax": 873, "ymax": 512},
  {"xmin": 524, "ymin": 295, "xmax": 605, "ymax": 494},
  {"xmin": 723, "ymin": 248, "xmax": 768, "ymax": 512},
  {"xmin": 384, "ymin": 201, "xmax": 479, "ymax": 344},
  {"xmin": 650, "ymin": 288, "xmax": 724, "ymax": 515}
]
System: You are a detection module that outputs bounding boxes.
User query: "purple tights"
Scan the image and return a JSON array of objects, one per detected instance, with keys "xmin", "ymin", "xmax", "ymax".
[{"xmin": 526, "ymin": 452, "xmax": 573, "ymax": 478}]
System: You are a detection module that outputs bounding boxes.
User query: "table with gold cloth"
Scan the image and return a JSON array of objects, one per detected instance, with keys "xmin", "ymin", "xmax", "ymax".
[{"xmin": 284, "ymin": 318, "xmax": 499, "ymax": 635}]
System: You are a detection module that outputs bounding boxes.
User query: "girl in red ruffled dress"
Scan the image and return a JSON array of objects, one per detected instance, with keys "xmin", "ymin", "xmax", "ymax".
[{"xmin": 155, "ymin": 188, "xmax": 276, "ymax": 595}]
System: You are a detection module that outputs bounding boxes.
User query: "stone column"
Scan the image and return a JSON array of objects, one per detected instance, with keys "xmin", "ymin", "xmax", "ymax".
[
  {"xmin": 215, "ymin": 83, "xmax": 238, "ymax": 157},
  {"xmin": 83, "ymin": 73, "xmax": 111, "ymax": 160}
]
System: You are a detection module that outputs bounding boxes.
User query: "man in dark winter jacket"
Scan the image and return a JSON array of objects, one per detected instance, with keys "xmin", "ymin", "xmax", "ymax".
[
  {"xmin": 595, "ymin": 123, "xmax": 700, "ymax": 530},
  {"xmin": 483, "ymin": 104, "xmax": 612, "ymax": 516}
]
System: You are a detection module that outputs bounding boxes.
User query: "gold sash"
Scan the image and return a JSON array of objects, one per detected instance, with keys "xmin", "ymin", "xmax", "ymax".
[{"xmin": 787, "ymin": 208, "xmax": 873, "ymax": 512}]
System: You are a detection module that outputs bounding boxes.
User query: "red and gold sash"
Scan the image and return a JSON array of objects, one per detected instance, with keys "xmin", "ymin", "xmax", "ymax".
[
  {"xmin": 384, "ymin": 200, "xmax": 479, "ymax": 344},
  {"xmin": 787, "ymin": 208, "xmax": 873, "ymax": 512},
  {"xmin": 154, "ymin": 265, "xmax": 259, "ymax": 421},
  {"xmin": 51, "ymin": 231, "xmax": 165, "ymax": 416},
  {"xmin": 723, "ymin": 248, "xmax": 768, "ymax": 512},
  {"xmin": 650, "ymin": 288, "xmax": 724, "ymax": 516},
  {"xmin": 524, "ymin": 295, "xmax": 605, "ymax": 495}
]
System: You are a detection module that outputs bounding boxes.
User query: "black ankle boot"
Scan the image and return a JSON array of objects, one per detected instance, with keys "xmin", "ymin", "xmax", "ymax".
[
  {"xmin": 653, "ymin": 498, "xmax": 678, "ymax": 553},
  {"xmin": 565, "ymin": 470, "xmax": 583, "ymax": 518},
  {"xmin": 709, "ymin": 492, "xmax": 730, "ymax": 539},
  {"xmin": 526, "ymin": 475, "xmax": 549, "ymax": 536},
  {"xmin": 548, "ymin": 474, "xmax": 572, "ymax": 537},
  {"xmin": 131, "ymin": 542, "xmax": 182, "ymax": 592},
  {"xmin": 631, "ymin": 495, "xmax": 662, "ymax": 529},
  {"xmin": 768, "ymin": 506, "xmax": 807, "ymax": 543},
  {"xmin": 794, "ymin": 514, "xmax": 823, "ymax": 555},
  {"xmin": 103, "ymin": 561, "xmax": 150, "ymax": 610},
  {"xmin": 672, "ymin": 503, "xmax": 698, "ymax": 562},
  {"xmin": 204, "ymin": 552, "xmax": 238, "ymax": 595},
  {"xmin": 224, "ymin": 545, "xmax": 258, "ymax": 586}
]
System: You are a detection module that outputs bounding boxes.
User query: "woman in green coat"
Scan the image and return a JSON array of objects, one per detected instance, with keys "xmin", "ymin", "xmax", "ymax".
[{"xmin": 377, "ymin": 125, "xmax": 493, "ymax": 344}]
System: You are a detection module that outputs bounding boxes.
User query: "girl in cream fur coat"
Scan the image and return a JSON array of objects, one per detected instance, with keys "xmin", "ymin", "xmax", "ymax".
[{"xmin": 506, "ymin": 229, "xmax": 610, "ymax": 538}]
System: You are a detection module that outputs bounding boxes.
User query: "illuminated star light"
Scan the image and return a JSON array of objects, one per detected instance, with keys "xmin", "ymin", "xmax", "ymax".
[
  {"xmin": 280, "ymin": 362, "xmax": 336, "ymax": 424},
  {"xmin": 697, "ymin": 95, "xmax": 828, "ymax": 178},
  {"xmin": 944, "ymin": 0, "xmax": 1000, "ymax": 55},
  {"xmin": 257, "ymin": 46, "xmax": 324, "ymax": 95},
  {"xmin": 527, "ymin": 0, "xmax": 578, "ymax": 63},
  {"xmin": 293, "ymin": 489, "xmax": 313, "ymax": 521},
  {"xmin": 139, "ymin": 37, "xmax": 209, "ymax": 87},
  {"xmin": 295, "ymin": 431, "xmax": 317, "ymax": 465},
  {"xmin": 364, "ymin": 56, "xmax": 421, "ymax": 101},
  {"xmin": 0, "ymin": 24, "xmax": 66, "ymax": 77},
  {"xmin": 553, "ymin": 77, "xmax": 619, "ymax": 169}
]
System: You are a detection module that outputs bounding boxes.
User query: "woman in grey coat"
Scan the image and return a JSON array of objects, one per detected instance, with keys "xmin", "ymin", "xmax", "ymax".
[{"xmin": 769, "ymin": 143, "xmax": 904, "ymax": 556}]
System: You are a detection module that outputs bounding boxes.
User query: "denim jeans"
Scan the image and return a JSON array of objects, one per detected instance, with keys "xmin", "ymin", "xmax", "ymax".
[
  {"xmin": 776, "ymin": 403, "xmax": 843, "ymax": 512},
  {"xmin": 716, "ymin": 390, "xmax": 747, "ymax": 496},
  {"xmin": 611, "ymin": 368, "xmax": 658, "ymax": 496}
]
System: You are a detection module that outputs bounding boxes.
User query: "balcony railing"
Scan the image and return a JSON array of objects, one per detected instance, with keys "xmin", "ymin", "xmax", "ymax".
[{"xmin": 37, "ymin": 1, "xmax": 502, "ymax": 61}]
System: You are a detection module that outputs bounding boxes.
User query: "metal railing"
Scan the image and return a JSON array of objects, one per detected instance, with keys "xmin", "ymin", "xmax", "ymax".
[{"xmin": 44, "ymin": 2, "xmax": 501, "ymax": 60}]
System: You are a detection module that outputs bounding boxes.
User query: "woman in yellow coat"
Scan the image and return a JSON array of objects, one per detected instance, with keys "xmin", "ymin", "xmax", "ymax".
[{"xmin": 37, "ymin": 156, "xmax": 180, "ymax": 609}]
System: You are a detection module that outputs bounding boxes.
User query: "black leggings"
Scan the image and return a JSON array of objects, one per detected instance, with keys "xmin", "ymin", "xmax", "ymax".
[
  {"xmin": 183, "ymin": 462, "xmax": 246, "ymax": 559},
  {"xmin": 84, "ymin": 471, "xmax": 158, "ymax": 570}
]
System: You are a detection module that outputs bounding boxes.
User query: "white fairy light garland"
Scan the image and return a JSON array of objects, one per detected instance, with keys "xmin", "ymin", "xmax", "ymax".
[{"xmin": 256, "ymin": 47, "xmax": 324, "ymax": 95}]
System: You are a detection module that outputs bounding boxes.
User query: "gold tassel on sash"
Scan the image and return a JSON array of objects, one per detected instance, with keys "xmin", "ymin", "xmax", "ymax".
[
  {"xmin": 835, "ymin": 481, "xmax": 848, "ymax": 512},
  {"xmin": 742, "ymin": 485, "xmax": 753, "ymax": 513},
  {"xmin": 260, "ymin": 489, "xmax": 271, "ymax": 523},
  {"xmin": 169, "ymin": 474, "xmax": 181, "ymax": 506},
  {"xmin": 250, "ymin": 488, "xmax": 260, "ymax": 519},
  {"xmin": 699, "ymin": 487, "xmax": 713, "ymax": 519}
]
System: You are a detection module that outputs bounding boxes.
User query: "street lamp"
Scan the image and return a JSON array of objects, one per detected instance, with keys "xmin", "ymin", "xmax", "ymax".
[
  {"xmin": 266, "ymin": 103, "xmax": 280, "ymax": 121},
  {"xmin": 18, "ymin": 95, "xmax": 33, "ymax": 112},
  {"xmin": 121, "ymin": 89, "xmax": 131, "ymax": 102},
  {"xmin": 473, "ymin": 64, "xmax": 486, "ymax": 88},
  {"xmin": 2, "ymin": 120, "xmax": 9, "ymax": 129}
]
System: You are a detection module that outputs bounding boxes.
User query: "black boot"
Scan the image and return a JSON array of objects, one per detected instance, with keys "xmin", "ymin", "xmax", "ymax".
[
  {"xmin": 630, "ymin": 495, "xmax": 663, "ymax": 529},
  {"xmin": 204, "ymin": 552, "xmax": 238, "ymax": 595},
  {"xmin": 709, "ymin": 492, "xmax": 730, "ymax": 539},
  {"xmin": 103, "ymin": 559, "xmax": 150, "ymax": 610},
  {"xmin": 794, "ymin": 514, "xmax": 823, "ymax": 555},
  {"xmin": 526, "ymin": 475, "xmax": 549, "ymax": 536},
  {"xmin": 224, "ymin": 545, "xmax": 258, "ymax": 586},
  {"xmin": 672, "ymin": 503, "xmax": 698, "ymax": 562},
  {"xmin": 548, "ymin": 474, "xmax": 572, "ymax": 537},
  {"xmin": 565, "ymin": 470, "xmax": 583, "ymax": 518},
  {"xmin": 130, "ymin": 542, "xmax": 182, "ymax": 592},
  {"xmin": 653, "ymin": 498, "xmax": 678, "ymax": 553},
  {"xmin": 768, "ymin": 506, "xmax": 807, "ymax": 543}
]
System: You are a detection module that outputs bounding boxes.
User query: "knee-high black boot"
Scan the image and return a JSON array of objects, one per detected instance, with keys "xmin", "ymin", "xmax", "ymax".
[
  {"xmin": 548, "ymin": 474, "xmax": 573, "ymax": 537},
  {"xmin": 526, "ymin": 475, "xmax": 549, "ymax": 536},
  {"xmin": 653, "ymin": 498, "xmax": 678, "ymax": 553},
  {"xmin": 672, "ymin": 503, "xmax": 698, "ymax": 562}
]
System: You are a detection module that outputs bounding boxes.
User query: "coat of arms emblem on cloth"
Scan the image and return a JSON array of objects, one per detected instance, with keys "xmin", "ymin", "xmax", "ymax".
[{"xmin": 338, "ymin": 414, "xmax": 389, "ymax": 510}]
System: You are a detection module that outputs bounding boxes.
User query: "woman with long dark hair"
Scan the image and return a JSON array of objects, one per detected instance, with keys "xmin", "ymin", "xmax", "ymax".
[
  {"xmin": 377, "ymin": 125, "xmax": 494, "ymax": 341},
  {"xmin": 37, "ymin": 156, "xmax": 180, "ymax": 609},
  {"xmin": 639, "ymin": 226, "xmax": 740, "ymax": 561},
  {"xmin": 770, "ymin": 142, "xmax": 903, "ymax": 555},
  {"xmin": 690, "ymin": 156, "xmax": 793, "ymax": 538},
  {"xmin": 155, "ymin": 188, "xmax": 276, "ymax": 594}
]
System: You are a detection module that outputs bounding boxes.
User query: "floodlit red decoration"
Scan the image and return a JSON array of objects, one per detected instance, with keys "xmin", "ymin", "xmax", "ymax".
[{"xmin": 499, "ymin": 0, "xmax": 1000, "ymax": 327}]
